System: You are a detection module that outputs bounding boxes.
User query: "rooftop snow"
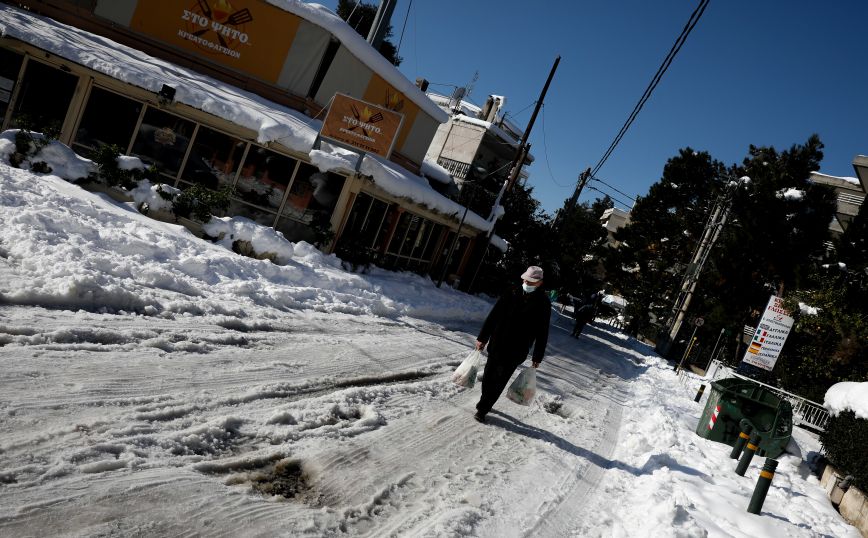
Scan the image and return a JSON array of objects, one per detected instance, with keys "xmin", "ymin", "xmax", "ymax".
[{"xmin": 265, "ymin": 1, "xmax": 447, "ymax": 123}]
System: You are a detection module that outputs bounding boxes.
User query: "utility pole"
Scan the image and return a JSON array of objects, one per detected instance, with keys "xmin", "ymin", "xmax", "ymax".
[
  {"xmin": 367, "ymin": 0, "xmax": 397, "ymax": 49},
  {"xmin": 657, "ymin": 184, "xmax": 736, "ymax": 357},
  {"xmin": 551, "ymin": 167, "xmax": 590, "ymax": 229},
  {"xmin": 466, "ymin": 56, "xmax": 560, "ymax": 293},
  {"xmin": 568, "ymin": 168, "xmax": 592, "ymax": 209},
  {"xmin": 505, "ymin": 55, "xmax": 560, "ymax": 192}
]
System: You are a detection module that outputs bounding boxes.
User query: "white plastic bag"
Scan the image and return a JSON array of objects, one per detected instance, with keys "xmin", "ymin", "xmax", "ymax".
[
  {"xmin": 451, "ymin": 350, "xmax": 481, "ymax": 388},
  {"xmin": 506, "ymin": 367, "xmax": 537, "ymax": 405}
]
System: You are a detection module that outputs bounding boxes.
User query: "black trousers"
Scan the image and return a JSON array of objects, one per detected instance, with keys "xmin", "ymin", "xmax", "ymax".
[
  {"xmin": 572, "ymin": 319, "xmax": 588, "ymax": 337},
  {"xmin": 476, "ymin": 351, "xmax": 522, "ymax": 415}
]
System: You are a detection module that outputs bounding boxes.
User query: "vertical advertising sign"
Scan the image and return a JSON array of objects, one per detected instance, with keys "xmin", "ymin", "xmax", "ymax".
[{"xmin": 741, "ymin": 295, "xmax": 794, "ymax": 371}]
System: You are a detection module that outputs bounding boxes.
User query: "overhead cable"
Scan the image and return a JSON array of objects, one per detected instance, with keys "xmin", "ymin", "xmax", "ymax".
[
  {"xmin": 586, "ymin": 185, "xmax": 634, "ymax": 211},
  {"xmin": 590, "ymin": 0, "xmax": 710, "ymax": 178},
  {"xmin": 590, "ymin": 174, "xmax": 638, "ymax": 203}
]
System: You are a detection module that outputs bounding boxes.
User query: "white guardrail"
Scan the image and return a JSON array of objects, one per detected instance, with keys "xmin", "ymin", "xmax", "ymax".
[{"xmin": 704, "ymin": 359, "xmax": 831, "ymax": 431}]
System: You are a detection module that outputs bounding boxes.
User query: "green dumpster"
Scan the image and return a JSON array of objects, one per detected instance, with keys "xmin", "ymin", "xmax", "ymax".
[{"xmin": 696, "ymin": 377, "xmax": 793, "ymax": 458}]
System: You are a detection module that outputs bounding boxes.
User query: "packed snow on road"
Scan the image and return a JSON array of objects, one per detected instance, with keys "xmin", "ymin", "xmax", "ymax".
[{"xmin": 0, "ymin": 159, "xmax": 857, "ymax": 536}]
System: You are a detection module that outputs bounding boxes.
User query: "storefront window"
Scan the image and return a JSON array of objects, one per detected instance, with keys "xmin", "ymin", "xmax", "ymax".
[
  {"xmin": 274, "ymin": 216, "xmax": 317, "ymax": 244},
  {"xmin": 422, "ymin": 224, "xmax": 444, "ymax": 261},
  {"xmin": 0, "ymin": 49, "xmax": 24, "ymax": 126},
  {"xmin": 225, "ymin": 199, "xmax": 277, "ymax": 228},
  {"xmin": 387, "ymin": 212, "xmax": 413, "ymax": 255},
  {"xmin": 180, "ymin": 126, "xmax": 245, "ymax": 190},
  {"xmin": 72, "ymin": 86, "xmax": 143, "ymax": 157},
  {"xmin": 130, "ymin": 107, "xmax": 195, "ymax": 177},
  {"xmin": 408, "ymin": 219, "xmax": 434, "ymax": 259},
  {"xmin": 374, "ymin": 205, "xmax": 400, "ymax": 253},
  {"xmin": 233, "ymin": 146, "xmax": 296, "ymax": 211},
  {"xmin": 282, "ymin": 162, "xmax": 346, "ymax": 223},
  {"xmin": 399, "ymin": 215, "xmax": 426, "ymax": 258},
  {"xmin": 10, "ymin": 59, "xmax": 78, "ymax": 135},
  {"xmin": 358, "ymin": 196, "xmax": 388, "ymax": 248}
]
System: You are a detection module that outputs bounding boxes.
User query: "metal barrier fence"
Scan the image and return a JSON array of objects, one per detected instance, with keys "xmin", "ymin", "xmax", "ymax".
[{"xmin": 704, "ymin": 359, "xmax": 830, "ymax": 432}]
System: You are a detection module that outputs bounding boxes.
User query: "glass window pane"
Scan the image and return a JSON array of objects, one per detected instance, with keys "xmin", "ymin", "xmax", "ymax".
[
  {"xmin": 410, "ymin": 219, "xmax": 433, "ymax": 260},
  {"xmin": 274, "ymin": 216, "xmax": 317, "ymax": 244},
  {"xmin": 226, "ymin": 199, "xmax": 276, "ymax": 227},
  {"xmin": 234, "ymin": 147, "xmax": 296, "ymax": 211},
  {"xmin": 398, "ymin": 214, "xmax": 424, "ymax": 257},
  {"xmin": 422, "ymin": 223, "xmax": 443, "ymax": 261},
  {"xmin": 130, "ymin": 107, "xmax": 195, "ymax": 177},
  {"xmin": 282, "ymin": 162, "xmax": 346, "ymax": 222},
  {"xmin": 374, "ymin": 205, "xmax": 400, "ymax": 253},
  {"xmin": 11, "ymin": 59, "xmax": 78, "ymax": 135},
  {"xmin": 0, "ymin": 49, "xmax": 24, "ymax": 124},
  {"xmin": 363, "ymin": 198, "xmax": 389, "ymax": 249},
  {"xmin": 387, "ymin": 212, "xmax": 412, "ymax": 255},
  {"xmin": 181, "ymin": 126, "xmax": 245, "ymax": 190},
  {"xmin": 72, "ymin": 86, "xmax": 143, "ymax": 157}
]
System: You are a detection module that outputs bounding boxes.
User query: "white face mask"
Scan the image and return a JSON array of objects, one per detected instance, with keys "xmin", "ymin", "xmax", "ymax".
[{"xmin": 522, "ymin": 283, "xmax": 536, "ymax": 293}]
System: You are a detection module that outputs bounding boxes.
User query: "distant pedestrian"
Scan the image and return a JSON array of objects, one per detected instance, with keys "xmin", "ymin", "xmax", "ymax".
[
  {"xmin": 571, "ymin": 290, "xmax": 604, "ymax": 338},
  {"xmin": 474, "ymin": 265, "xmax": 551, "ymax": 423}
]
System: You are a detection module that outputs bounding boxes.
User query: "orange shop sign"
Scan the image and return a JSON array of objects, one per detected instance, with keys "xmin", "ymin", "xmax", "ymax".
[
  {"xmin": 319, "ymin": 93, "xmax": 404, "ymax": 159},
  {"xmin": 130, "ymin": 0, "xmax": 300, "ymax": 83}
]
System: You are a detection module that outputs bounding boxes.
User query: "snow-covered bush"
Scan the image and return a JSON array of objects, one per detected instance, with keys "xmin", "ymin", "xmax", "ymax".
[
  {"xmin": 0, "ymin": 129, "xmax": 95, "ymax": 180},
  {"xmin": 820, "ymin": 411, "xmax": 868, "ymax": 489},
  {"xmin": 90, "ymin": 144, "xmax": 153, "ymax": 189}
]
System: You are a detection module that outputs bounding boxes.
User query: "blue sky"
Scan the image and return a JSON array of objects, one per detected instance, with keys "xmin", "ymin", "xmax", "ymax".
[{"xmin": 318, "ymin": 0, "xmax": 867, "ymax": 215}]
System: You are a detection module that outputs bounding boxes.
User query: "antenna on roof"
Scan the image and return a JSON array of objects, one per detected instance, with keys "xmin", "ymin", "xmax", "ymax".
[
  {"xmin": 448, "ymin": 71, "xmax": 478, "ymax": 114},
  {"xmin": 449, "ymin": 86, "xmax": 466, "ymax": 114},
  {"xmin": 465, "ymin": 70, "xmax": 479, "ymax": 100}
]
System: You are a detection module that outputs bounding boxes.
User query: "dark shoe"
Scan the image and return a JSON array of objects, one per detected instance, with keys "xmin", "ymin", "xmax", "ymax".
[{"xmin": 473, "ymin": 412, "xmax": 486, "ymax": 423}]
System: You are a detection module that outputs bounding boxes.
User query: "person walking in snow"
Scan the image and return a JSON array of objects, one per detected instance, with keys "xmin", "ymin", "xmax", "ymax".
[
  {"xmin": 473, "ymin": 265, "xmax": 551, "ymax": 423},
  {"xmin": 571, "ymin": 290, "xmax": 605, "ymax": 338}
]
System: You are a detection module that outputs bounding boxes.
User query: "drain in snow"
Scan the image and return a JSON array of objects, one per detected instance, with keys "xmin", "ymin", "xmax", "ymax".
[{"xmin": 249, "ymin": 460, "xmax": 310, "ymax": 499}]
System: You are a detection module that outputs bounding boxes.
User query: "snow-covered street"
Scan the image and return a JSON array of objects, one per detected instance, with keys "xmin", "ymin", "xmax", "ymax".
[{"xmin": 0, "ymin": 163, "xmax": 859, "ymax": 536}]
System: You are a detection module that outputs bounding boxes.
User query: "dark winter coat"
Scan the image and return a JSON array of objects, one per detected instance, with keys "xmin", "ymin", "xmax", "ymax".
[{"xmin": 478, "ymin": 286, "xmax": 551, "ymax": 364}]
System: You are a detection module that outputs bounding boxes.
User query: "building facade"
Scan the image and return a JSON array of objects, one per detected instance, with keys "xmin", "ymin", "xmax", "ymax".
[
  {"xmin": 809, "ymin": 155, "xmax": 867, "ymax": 237},
  {"xmin": 0, "ymin": 0, "xmax": 493, "ymax": 283}
]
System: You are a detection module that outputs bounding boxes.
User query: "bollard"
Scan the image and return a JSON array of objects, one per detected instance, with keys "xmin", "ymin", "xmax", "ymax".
[
  {"xmin": 694, "ymin": 384, "xmax": 706, "ymax": 402},
  {"xmin": 747, "ymin": 459, "xmax": 778, "ymax": 514},
  {"xmin": 735, "ymin": 431, "xmax": 760, "ymax": 476},
  {"xmin": 730, "ymin": 420, "xmax": 754, "ymax": 459}
]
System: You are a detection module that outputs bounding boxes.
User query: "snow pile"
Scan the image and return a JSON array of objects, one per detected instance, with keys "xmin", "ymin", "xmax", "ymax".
[
  {"xmin": 420, "ymin": 158, "xmax": 453, "ymax": 185},
  {"xmin": 129, "ymin": 180, "xmax": 176, "ymax": 213},
  {"xmin": 0, "ymin": 160, "xmax": 491, "ymax": 323},
  {"xmin": 581, "ymin": 351, "xmax": 858, "ymax": 537},
  {"xmin": 0, "ymin": 129, "xmax": 94, "ymax": 180},
  {"xmin": 824, "ymin": 382, "xmax": 868, "ymax": 418},
  {"xmin": 0, "ymin": 158, "xmax": 858, "ymax": 537},
  {"xmin": 203, "ymin": 216, "xmax": 297, "ymax": 264}
]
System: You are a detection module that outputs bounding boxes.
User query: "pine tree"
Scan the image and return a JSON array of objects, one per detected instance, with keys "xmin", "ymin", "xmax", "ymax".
[
  {"xmin": 706, "ymin": 135, "xmax": 835, "ymax": 348},
  {"xmin": 601, "ymin": 148, "xmax": 725, "ymax": 338},
  {"xmin": 549, "ymin": 196, "xmax": 611, "ymax": 294}
]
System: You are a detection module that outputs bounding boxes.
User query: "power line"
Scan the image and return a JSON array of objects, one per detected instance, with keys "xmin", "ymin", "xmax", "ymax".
[
  {"xmin": 586, "ymin": 185, "xmax": 634, "ymax": 211},
  {"xmin": 396, "ymin": 0, "xmax": 413, "ymax": 54},
  {"xmin": 590, "ymin": 0, "xmax": 710, "ymax": 178},
  {"xmin": 589, "ymin": 174, "xmax": 637, "ymax": 203},
  {"xmin": 541, "ymin": 105, "xmax": 571, "ymax": 188}
]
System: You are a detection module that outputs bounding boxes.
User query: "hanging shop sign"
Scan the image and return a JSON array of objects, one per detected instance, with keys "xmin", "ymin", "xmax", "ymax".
[
  {"xmin": 319, "ymin": 93, "xmax": 404, "ymax": 159},
  {"xmin": 741, "ymin": 295, "xmax": 794, "ymax": 371}
]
